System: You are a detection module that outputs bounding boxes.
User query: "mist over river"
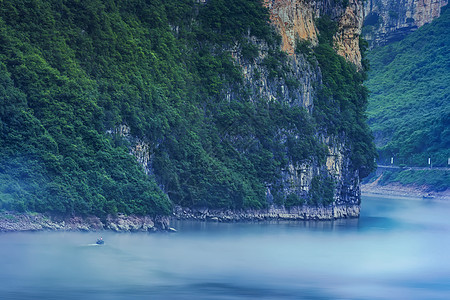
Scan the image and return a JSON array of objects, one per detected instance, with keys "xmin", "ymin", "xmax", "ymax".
[{"xmin": 1, "ymin": 195, "xmax": 450, "ymax": 299}]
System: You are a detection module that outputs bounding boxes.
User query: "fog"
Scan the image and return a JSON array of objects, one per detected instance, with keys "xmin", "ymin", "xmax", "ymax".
[{"xmin": 1, "ymin": 196, "xmax": 450, "ymax": 299}]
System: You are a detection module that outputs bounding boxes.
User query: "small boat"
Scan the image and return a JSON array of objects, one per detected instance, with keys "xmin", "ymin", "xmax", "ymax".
[
  {"xmin": 96, "ymin": 237, "xmax": 104, "ymax": 245},
  {"xmin": 423, "ymin": 193, "xmax": 435, "ymax": 199}
]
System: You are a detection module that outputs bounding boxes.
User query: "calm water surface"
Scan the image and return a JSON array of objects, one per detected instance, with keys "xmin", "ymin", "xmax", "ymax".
[{"xmin": 1, "ymin": 195, "xmax": 450, "ymax": 299}]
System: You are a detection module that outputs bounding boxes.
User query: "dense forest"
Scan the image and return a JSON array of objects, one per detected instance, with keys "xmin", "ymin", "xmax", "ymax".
[
  {"xmin": 364, "ymin": 5, "xmax": 449, "ymax": 190},
  {"xmin": 0, "ymin": 0, "xmax": 375, "ymax": 216}
]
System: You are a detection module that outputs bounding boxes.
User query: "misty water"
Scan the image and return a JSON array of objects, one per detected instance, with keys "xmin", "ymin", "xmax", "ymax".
[{"xmin": 1, "ymin": 195, "xmax": 450, "ymax": 299}]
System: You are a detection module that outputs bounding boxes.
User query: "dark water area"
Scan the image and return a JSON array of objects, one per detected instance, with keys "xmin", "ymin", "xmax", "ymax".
[{"xmin": 1, "ymin": 196, "xmax": 450, "ymax": 299}]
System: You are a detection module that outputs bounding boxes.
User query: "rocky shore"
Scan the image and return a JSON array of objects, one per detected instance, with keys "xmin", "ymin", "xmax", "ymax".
[
  {"xmin": 361, "ymin": 182, "xmax": 450, "ymax": 201},
  {"xmin": 0, "ymin": 212, "xmax": 170, "ymax": 232},
  {"xmin": 0, "ymin": 203, "xmax": 361, "ymax": 232},
  {"xmin": 172, "ymin": 204, "xmax": 360, "ymax": 222}
]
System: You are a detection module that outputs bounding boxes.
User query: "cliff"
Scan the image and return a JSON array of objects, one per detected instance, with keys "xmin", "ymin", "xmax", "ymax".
[
  {"xmin": 0, "ymin": 0, "xmax": 375, "ymax": 221},
  {"xmin": 113, "ymin": 0, "xmax": 374, "ymax": 218},
  {"xmin": 363, "ymin": 0, "xmax": 448, "ymax": 48},
  {"xmin": 266, "ymin": 0, "xmax": 364, "ymax": 67},
  {"xmin": 219, "ymin": 0, "xmax": 372, "ymax": 213}
]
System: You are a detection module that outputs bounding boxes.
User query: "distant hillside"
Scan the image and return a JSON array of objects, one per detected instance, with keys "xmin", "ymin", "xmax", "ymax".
[
  {"xmin": 362, "ymin": 0, "xmax": 448, "ymax": 48},
  {"xmin": 364, "ymin": 5, "xmax": 449, "ymax": 191}
]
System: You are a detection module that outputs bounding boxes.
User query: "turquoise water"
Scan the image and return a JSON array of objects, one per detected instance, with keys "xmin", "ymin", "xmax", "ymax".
[{"xmin": 1, "ymin": 196, "xmax": 450, "ymax": 299}]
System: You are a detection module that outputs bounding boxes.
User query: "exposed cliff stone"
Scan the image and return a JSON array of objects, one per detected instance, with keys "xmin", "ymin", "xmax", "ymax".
[
  {"xmin": 324, "ymin": 136, "xmax": 361, "ymax": 206},
  {"xmin": 265, "ymin": 0, "xmax": 320, "ymax": 53},
  {"xmin": 173, "ymin": 204, "xmax": 360, "ymax": 221},
  {"xmin": 265, "ymin": 1, "xmax": 364, "ymax": 208},
  {"xmin": 109, "ymin": 124, "xmax": 154, "ymax": 175},
  {"xmin": 265, "ymin": 0, "xmax": 364, "ymax": 68},
  {"xmin": 230, "ymin": 1, "xmax": 364, "ymax": 211},
  {"xmin": 231, "ymin": 38, "xmax": 318, "ymax": 110},
  {"xmin": 335, "ymin": 0, "xmax": 364, "ymax": 66},
  {"xmin": 363, "ymin": 0, "xmax": 448, "ymax": 48}
]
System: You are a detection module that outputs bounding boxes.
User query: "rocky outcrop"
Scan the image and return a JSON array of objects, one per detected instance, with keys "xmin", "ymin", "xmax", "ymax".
[
  {"xmin": 0, "ymin": 211, "xmax": 169, "ymax": 232},
  {"xmin": 119, "ymin": 1, "xmax": 367, "ymax": 220},
  {"xmin": 232, "ymin": 1, "xmax": 364, "ymax": 212},
  {"xmin": 363, "ymin": 0, "xmax": 448, "ymax": 48},
  {"xmin": 325, "ymin": 136, "xmax": 361, "ymax": 206},
  {"xmin": 335, "ymin": 0, "xmax": 365, "ymax": 66},
  {"xmin": 265, "ymin": 0, "xmax": 364, "ymax": 67},
  {"xmin": 231, "ymin": 38, "xmax": 318, "ymax": 110},
  {"xmin": 109, "ymin": 124, "xmax": 154, "ymax": 175},
  {"xmin": 173, "ymin": 204, "xmax": 360, "ymax": 221},
  {"xmin": 265, "ymin": 0, "xmax": 320, "ymax": 53}
]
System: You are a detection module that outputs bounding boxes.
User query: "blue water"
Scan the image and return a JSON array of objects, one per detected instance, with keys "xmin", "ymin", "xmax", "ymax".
[{"xmin": 1, "ymin": 195, "xmax": 450, "ymax": 299}]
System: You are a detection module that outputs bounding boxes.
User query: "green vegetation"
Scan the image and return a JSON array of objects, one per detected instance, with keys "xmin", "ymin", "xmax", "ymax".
[
  {"xmin": 366, "ymin": 6, "xmax": 450, "ymax": 167},
  {"xmin": 0, "ymin": 0, "xmax": 375, "ymax": 215},
  {"xmin": 309, "ymin": 174, "xmax": 335, "ymax": 206},
  {"xmin": 375, "ymin": 169, "xmax": 449, "ymax": 192},
  {"xmin": 364, "ymin": 6, "xmax": 449, "ymax": 190},
  {"xmin": 0, "ymin": 60, "xmax": 171, "ymax": 215},
  {"xmin": 312, "ymin": 16, "xmax": 377, "ymax": 178}
]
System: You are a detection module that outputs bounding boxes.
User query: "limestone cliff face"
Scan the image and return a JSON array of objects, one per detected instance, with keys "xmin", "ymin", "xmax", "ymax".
[
  {"xmin": 265, "ymin": 0, "xmax": 320, "ymax": 53},
  {"xmin": 269, "ymin": 1, "xmax": 363, "ymax": 207},
  {"xmin": 334, "ymin": 0, "xmax": 365, "ymax": 67},
  {"xmin": 125, "ymin": 0, "xmax": 366, "ymax": 215},
  {"xmin": 236, "ymin": 0, "xmax": 364, "ymax": 110},
  {"xmin": 230, "ymin": 0, "xmax": 365, "ymax": 209},
  {"xmin": 110, "ymin": 124, "xmax": 153, "ymax": 175},
  {"xmin": 363, "ymin": 0, "xmax": 448, "ymax": 48},
  {"xmin": 265, "ymin": 0, "xmax": 364, "ymax": 67},
  {"xmin": 231, "ymin": 39, "xmax": 317, "ymax": 110}
]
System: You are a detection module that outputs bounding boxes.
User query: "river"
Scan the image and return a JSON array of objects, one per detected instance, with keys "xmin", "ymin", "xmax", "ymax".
[{"xmin": 1, "ymin": 195, "xmax": 449, "ymax": 299}]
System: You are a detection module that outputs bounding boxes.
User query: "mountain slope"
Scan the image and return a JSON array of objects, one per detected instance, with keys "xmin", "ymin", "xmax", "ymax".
[
  {"xmin": 0, "ymin": 0, "xmax": 375, "ymax": 216},
  {"xmin": 365, "ymin": 5, "xmax": 449, "ymax": 190}
]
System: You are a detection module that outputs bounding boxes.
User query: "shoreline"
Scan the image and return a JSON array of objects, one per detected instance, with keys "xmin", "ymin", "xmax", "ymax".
[
  {"xmin": 361, "ymin": 182, "xmax": 450, "ymax": 202},
  {"xmin": 3, "ymin": 184, "xmax": 449, "ymax": 232},
  {"xmin": 0, "ymin": 204, "xmax": 360, "ymax": 232},
  {"xmin": 172, "ymin": 204, "xmax": 360, "ymax": 222},
  {"xmin": 0, "ymin": 212, "xmax": 170, "ymax": 233}
]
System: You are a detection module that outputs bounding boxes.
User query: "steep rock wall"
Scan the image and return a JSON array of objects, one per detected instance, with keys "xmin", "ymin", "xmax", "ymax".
[
  {"xmin": 363, "ymin": 0, "xmax": 448, "ymax": 48},
  {"xmin": 124, "ymin": 0, "xmax": 367, "ymax": 217},
  {"xmin": 265, "ymin": 0, "xmax": 363, "ymax": 208},
  {"xmin": 215, "ymin": 0, "xmax": 365, "ymax": 212},
  {"xmin": 265, "ymin": 0, "xmax": 364, "ymax": 67}
]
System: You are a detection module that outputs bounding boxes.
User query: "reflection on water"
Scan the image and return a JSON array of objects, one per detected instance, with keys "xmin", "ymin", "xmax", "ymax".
[{"xmin": 1, "ymin": 196, "xmax": 450, "ymax": 299}]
